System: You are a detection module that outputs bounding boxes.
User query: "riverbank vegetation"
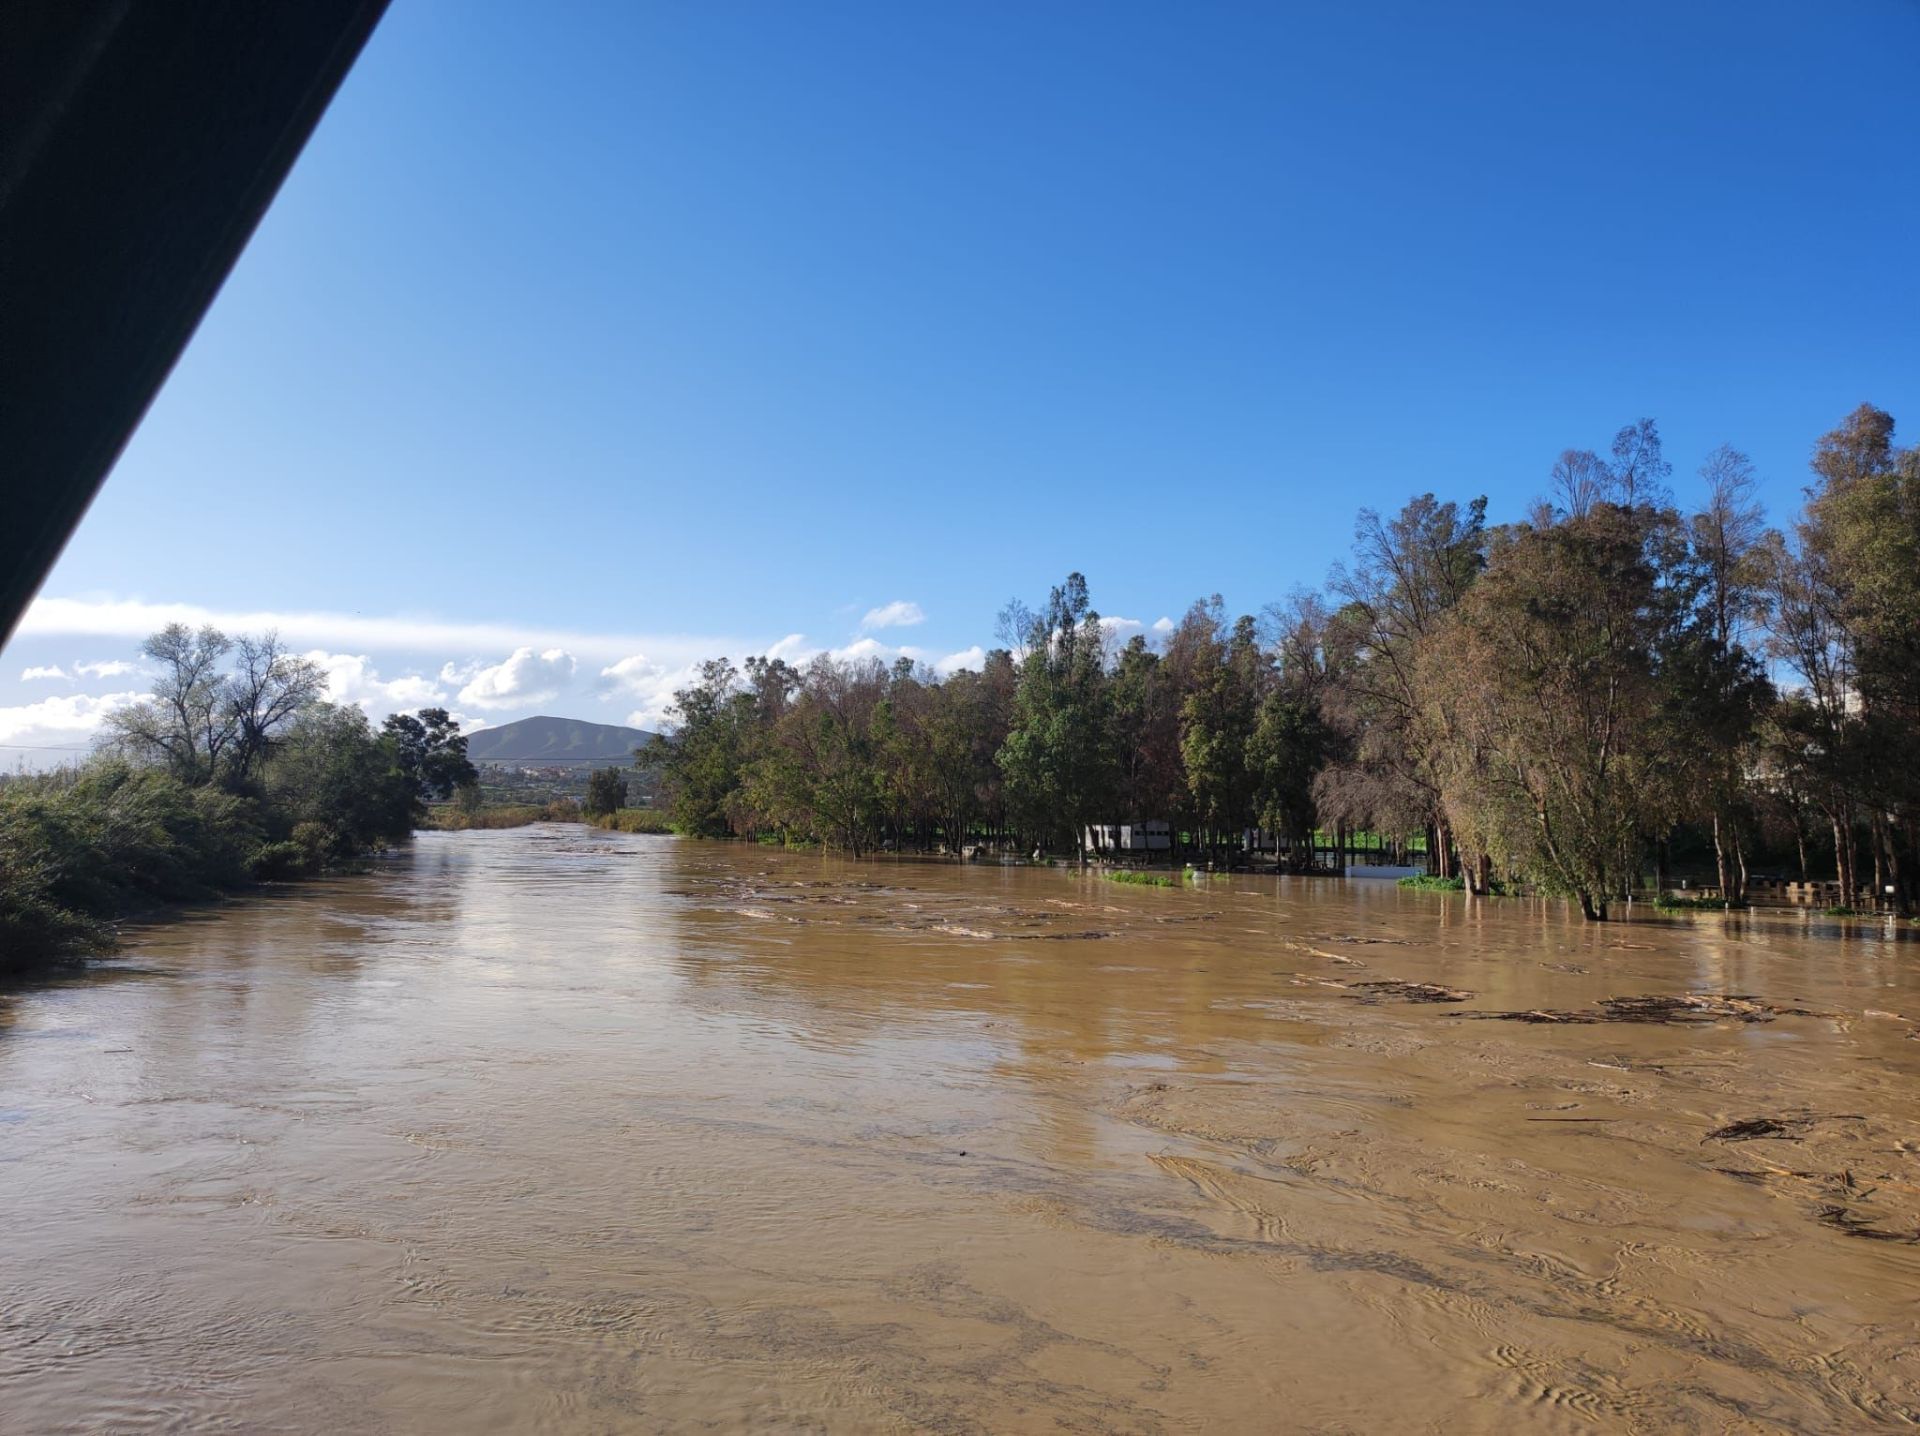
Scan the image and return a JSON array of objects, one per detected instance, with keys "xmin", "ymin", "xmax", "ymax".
[
  {"xmin": 421, "ymin": 799, "xmax": 581, "ymax": 831},
  {"xmin": 1398, "ymin": 875, "xmax": 1466, "ymax": 893},
  {"xmin": 1, "ymin": 627, "xmax": 477, "ymax": 968},
  {"xmin": 641, "ymin": 406, "xmax": 1917, "ymax": 920},
  {"xmin": 592, "ymin": 807, "xmax": 675, "ymax": 834}
]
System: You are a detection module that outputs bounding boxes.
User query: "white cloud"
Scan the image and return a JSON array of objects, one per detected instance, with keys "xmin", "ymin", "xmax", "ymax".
[
  {"xmin": 305, "ymin": 651, "xmax": 447, "ymax": 714},
  {"xmin": 19, "ymin": 595, "xmax": 733, "ymax": 666},
  {"xmin": 0, "ymin": 690, "xmax": 142, "ymax": 747},
  {"xmin": 1099, "ymin": 615, "xmax": 1145, "ymax": 644},
  {"xmin": 622, "ymin": 693, "xmax": 680, "ymax": 731},
  {"xmin": 75, "ymin": 658, "xmax": 140, "ymax": 679},
  {"xmin": 453, "ymin": 647, "xmax": 577, "ymax": 710},
  {"xmin": 934, "ymin": 646, "xmax": 986, "ymax": 676},
  {"xmin": 597, "ymin": 653, "xmax": 683, "ymax": 729},
  {"xmin": 599, "ymin": 653, "xmax": 664, "ymax": 694},
  {"xmin": 21, "ymin": 665, "xmax": 68, "ymax": 681},
  {"xmin": 860, "ymin": 600, "xmax": 926, "ymax": 631},
  {"xmin": 831, "ymin": 636, "xmax": 927, "ymax": 666},
  {"xmin": 1151, "ymin": 616, "xmax": 1175, "ymax": 634},
  {"xmin": 784, "ymin": 636, "xmax": 936, "ymax": 669}
]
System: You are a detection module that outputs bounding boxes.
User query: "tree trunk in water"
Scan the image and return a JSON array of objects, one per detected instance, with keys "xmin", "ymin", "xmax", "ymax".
[
  {"xmin": 1734, "ymin": 831, "xmax": 1749, "ymax": 906},
  {"xmin": 1870, "ymin": 812, "xmax": 1888, "ymax": 910},
  {"xmin": 1711, "ymin": 811, "xmax": 1730, "ymax": 901},
  {"xmin": 1899, "ymin": 819, "xmax": 1917, "ymax": 915},
  {"xmin": 1467, "ymin": 853, "xmax": 1492, "ymax": 896},
  {"xmin": 1578, "ymin": 892, "xmax": 1606, "ymax": 921}
]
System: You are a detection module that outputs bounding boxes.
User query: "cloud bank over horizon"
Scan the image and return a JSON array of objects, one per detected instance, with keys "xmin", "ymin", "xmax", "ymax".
[{"xmin": 2, "ymin": 593, "xmax": 1034, "ymax": 764}]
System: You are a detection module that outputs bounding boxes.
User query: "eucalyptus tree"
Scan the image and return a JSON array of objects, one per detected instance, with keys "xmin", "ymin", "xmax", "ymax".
[
  {"xmin": 997, "ymin": 573, "xmax": 1114, "ymax": 859},
  {"xmin": 1179, "ymin": 609, "xmax": 1264, "ymax": 858},
  {"xmin": 1108, "ymin": 636, "xmax": 1184, "ymax": 830},
  {"xmin": 1772, "ymin": 404, "xmax": 1918, "ymax": 908},
  {"xmin": 1675, "ymin": 446, "xmax": 1774, "ymax": 900},
  {"xmin": 639, "ymin": 659, "xmax": 753, "ymax": 837},
  {"xmin": 1426, "ymin": 501, "xmax": 1684, "ymax": 919},
  {"xmin": 1317, "ymin": 494, "xmax": 1487, "ymax": 876},
  {"xmin": 1248, "ymin": 594, "xmax": 1336, "ymax": 869}
]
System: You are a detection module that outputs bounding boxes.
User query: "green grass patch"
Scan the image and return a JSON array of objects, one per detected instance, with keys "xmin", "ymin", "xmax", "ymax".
[
  {"xmin": 1108, "ymin": 869, "xmax": 1175, "ymax": 888},
  {"xmin": 1822, "ymin": 904, "xmax": 1864, "ymax": 917},
  {"xmin": 1397, "ymin": 874, "xmax": 1465, "ymax": 891}
]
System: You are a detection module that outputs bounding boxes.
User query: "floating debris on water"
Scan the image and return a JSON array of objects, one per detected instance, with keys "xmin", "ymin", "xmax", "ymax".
[
  {"xmin": 1705, "ymin": 1117, "xmax": 1797, "ymax": 1142},
  {"xmin": 1458, "ymin": 993, "xmax": 1832, "ymax": 1026},
  {"xmin": 1344, "ymin": 980, "xmax": 1472, "ymax": 1005}
]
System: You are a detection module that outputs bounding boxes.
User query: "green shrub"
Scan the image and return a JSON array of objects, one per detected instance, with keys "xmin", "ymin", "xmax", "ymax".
[
  {"xmin": 1652, "ymin": 893, "xmax": 1744, "ymax": 911},
  {"xmin": 1398, "ymin": 874, "xmax": 1465, "ymax": 891},
  {"xmin": 1108, "ymin": 869, "xmax": 1175, "ymax": 887},
  {"xmin": 0, "ymin": 761, "xmax": 270, "ymax": 966},
  {"xmin": 0, "ymin": 829, "xmax": 112, "ymax": 960},
  {"xmin": 247, "ymin": 841, "xmax": 313, "ymax": 881}
]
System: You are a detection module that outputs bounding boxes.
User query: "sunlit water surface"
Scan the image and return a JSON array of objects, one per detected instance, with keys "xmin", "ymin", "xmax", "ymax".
[{"xmin": 3, "ymin": 827, "xmax": 1918, "ymax": 1433}]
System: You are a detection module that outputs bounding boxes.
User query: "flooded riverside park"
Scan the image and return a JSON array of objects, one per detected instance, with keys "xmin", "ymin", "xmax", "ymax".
[{"xmin": 2, "ymin": 826, "xmax": 1917, "ymax": 1433}]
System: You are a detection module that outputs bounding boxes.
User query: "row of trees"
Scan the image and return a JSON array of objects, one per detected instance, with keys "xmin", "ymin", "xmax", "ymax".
[
  {"xmin": 642, "ymin": 405, "xmax": 1917, "ymax": 920},
  {"xmin": 2, "ymin": 626, "xmax": 477, "ymax": 963}
]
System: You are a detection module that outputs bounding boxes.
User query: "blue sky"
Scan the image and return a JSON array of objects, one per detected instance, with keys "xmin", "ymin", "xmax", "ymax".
[{"xmin": 6, "ymin": 0, "xmax": 1917, "ymax": 762}]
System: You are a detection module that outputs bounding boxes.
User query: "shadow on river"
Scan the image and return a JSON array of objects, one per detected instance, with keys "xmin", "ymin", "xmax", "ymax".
[{"xmin": 2, "ymin": 825, "xmax": 1916, "ymax": 1432}]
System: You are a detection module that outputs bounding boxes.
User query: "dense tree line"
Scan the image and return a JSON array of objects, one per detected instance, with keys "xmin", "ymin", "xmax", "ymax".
[
  {"xmin": 643, "ymin": 406, "xmax": 1918, "ymax": 920},
  {"xmin": 1, "ymin": 625, "xmax": 477, "ymax": 965}
]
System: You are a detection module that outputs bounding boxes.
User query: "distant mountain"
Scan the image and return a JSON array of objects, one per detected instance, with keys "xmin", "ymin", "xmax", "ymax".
[{"xmin": 464, "ymin": 715, "xmax": 652, "ymax": 768}]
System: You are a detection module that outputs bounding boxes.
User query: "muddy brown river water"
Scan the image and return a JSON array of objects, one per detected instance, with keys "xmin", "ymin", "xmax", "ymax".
[{"xmin": 2, "ymin": 827, "xmax": 1918, "ymax": 1433}]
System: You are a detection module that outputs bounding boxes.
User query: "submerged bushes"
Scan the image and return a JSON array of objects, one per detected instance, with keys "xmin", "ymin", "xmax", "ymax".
[
  {"xmin": 423, "ymin": 799, "xmax": 582, "ymax": 831},
  {"xmin": 1108, "ymin": 869, "xmax": 1175, "ymax": 887},
  {"xmin": 592, "ymin": 808, "xmax": 673, "ymax": 834}
]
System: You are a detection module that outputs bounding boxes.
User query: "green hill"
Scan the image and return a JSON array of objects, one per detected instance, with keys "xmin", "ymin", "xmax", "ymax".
[{"xmin": 464, "ymin": 715, "xmax": 652, "ymax": 768}]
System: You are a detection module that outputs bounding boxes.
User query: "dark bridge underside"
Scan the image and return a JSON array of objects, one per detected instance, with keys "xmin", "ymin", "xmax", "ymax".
[{"xmin": 0, "ymin": 0, "xmax": 389, "ymax": 645}]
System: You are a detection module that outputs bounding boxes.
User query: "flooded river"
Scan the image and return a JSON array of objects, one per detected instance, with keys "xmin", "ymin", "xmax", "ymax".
[{"xmin": 3, "ymin": 827, "xmax": 1918, "ymax": 1432}]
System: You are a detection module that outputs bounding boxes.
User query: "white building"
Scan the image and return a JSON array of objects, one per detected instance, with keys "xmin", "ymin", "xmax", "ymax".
[{"xmin": 1084, "ymin": 820, "xmax": 1172, "ymax": 853}]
